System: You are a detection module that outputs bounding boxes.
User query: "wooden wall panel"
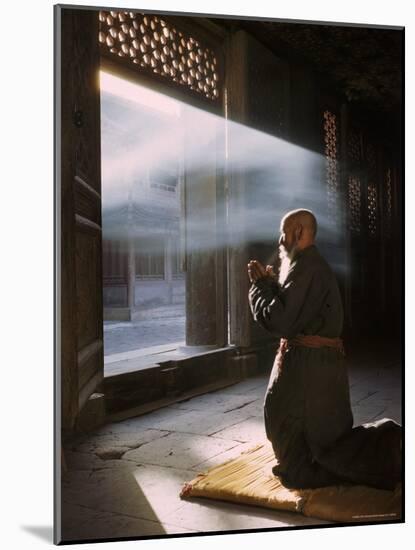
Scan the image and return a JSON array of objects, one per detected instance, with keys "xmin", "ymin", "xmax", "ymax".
[
  {"xmin": 75, "ymin": 230, "xmax": 101, "ymax": 350},
  {"xmin": 59, "ymin": 7, "xmax": 103, "ymax": 430}
]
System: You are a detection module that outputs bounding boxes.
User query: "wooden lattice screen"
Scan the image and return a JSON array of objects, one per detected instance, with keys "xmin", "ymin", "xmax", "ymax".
[
  {"xmin": 348, "ymin": 130, "xmax": 361, "ymax": 165},
  {"xmin": 367, "ymin": 184, "xmax": 378, "ymax": 236},
  {"xmin": 348, "ymin": 176, "xmax": 361, "ymax": 234},
  {"xmin": 385, "ymin": 167, "xmax": 393, "ymax": 239},
  {"xmin": 323, "ymin": 110, "xmax": 340, "ymax": 227},
  {"xmin": 347, "ymin": 130, "xmax": 362, "ymax": 235},
  {"xmin": 98, "ymin": 10, "xmax": 221, "ymax": 102},
  {"xmin": 366, "ymin": 143, "xmax": 378, "ymax": 238}
]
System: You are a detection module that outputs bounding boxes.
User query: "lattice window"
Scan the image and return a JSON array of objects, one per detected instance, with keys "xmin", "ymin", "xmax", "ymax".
[
  {"xmin": 366, "ymin": 143, "xmax": 377, "ymax": 179},
  {"xmin": 348, "ymin": 131, "xmax": 361, "ymax": 164},
  {"xmin": 348, "ymin": 176, "xmax": 361, "ymax": 233},
  {"xmin": 323, "ymin": 110, "xmax": 339, "ymax": 225},
  {"xmin": 98, "ymin": 10, "xmax": 220, "ymax": 101},
  {"xmin": 135, "ymin": 236, "xmax": 165, "ymax": 279},
  {"xmin": 367, "ymin": 184, "xmax": 378, "ymax": 236},
  {"xmin": 103, "ymin": 239, "xmax": 127, "ymax": 284},
  {"xmin": 385, "ymin": 168, "xmax": 393, "ymax": 239},
  {"xmin": 150, "ymin": 182, "xmax": 176, "ymax": 193}
]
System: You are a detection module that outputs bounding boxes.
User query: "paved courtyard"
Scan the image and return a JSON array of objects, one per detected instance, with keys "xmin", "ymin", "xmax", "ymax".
[
  {"xmin": 61, "ymin": 352, "xmax": 402, "ymax": 542},
  {"xmin": 104, "ymin": 304, "xmax": 185, "ymax": 356}
]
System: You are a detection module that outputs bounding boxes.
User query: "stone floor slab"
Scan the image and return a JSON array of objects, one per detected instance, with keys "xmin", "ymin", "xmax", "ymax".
[
  {"xmin": 61, "ymin": 459, "xmax": 139, "ymax": 505},
  {"xmin": 233, "ymin": 398, "xmax": 265, "ymax": 417},
  {"xmin": 71, "ymin": 429, "xmax": 170, "ymax": 457},
  {"xmin": 61, "ymin": 502, "xmax": 116, "ymax": 541},
  {"xmin": 218, "ymin": 377, "xmax": 268, "ymax": 396},
  {"xmin": 122, "ymin": 432, "xmax": 240, "ymax": 469},
  {"xmin": 165, "ymin": 499, "xmax": 329, "ymax": 533},
  {"xmin": 91, "ymin": 408, "xmax": 191, "ymax": 434},
  {"xmin": 212, "ymin": 416, "xmax": 267, "ymax": 443},
  {"xmin": 62, "ymin": 506, "xmax": 166, "ymax": 541},
  {"xmin": 353, "ymin": 405, "xmax": 390, "ymax": 425},
  {"xmin": 64, "ymin": 449, "xmax": 110, "ymax": 472},
  {"xmin": 160, "ymin": 522, "xmax": 201, "ymax": 534},
  {"xmin": 62, "ymin": 463, "xmax": 195, "ymax": 524},
  {"xmin": 383, "ymin": 406, "xmax": 402, "ymax": 424},
  {"xmin": 168, "ymin": 392, "xmax": 258, "ymax": 414},
  {"xmin": 121, "ymin": 407, "xmax": 255, "ymax": 436}
]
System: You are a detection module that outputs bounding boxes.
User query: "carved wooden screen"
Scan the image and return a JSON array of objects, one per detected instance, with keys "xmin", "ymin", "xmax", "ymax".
[
  {"xmin": 383, "ymin": 163, "xmax": 401, "ymax": 320},
  {"xmin": 347, "ymin": 129, "xmax": 362, "ymax": 235},
  {"xmin": 385, "ymin": 167, "xmax": 393, "ymax": 240},
  {"xmin": 59, "ymin": 8, "xmax": 103, "ymax": 431},
  {"xmin": 346, "ymin": 127, "xmax": 366, "ymax": 315},
  {"xmin": 366, "ymin": 142, "xmax": 378, "ymax": 238},
  {"xmin": 323, "ymin": 110, "xmax": 340, "ymax": 228},
  {"xmin": 367, "ymin": 183, "xmax": 378, "ymax": 237},
  {"xmin": 348, "ymin": 176, "xmax": 361, "ymax": 233},
  {"xmin": 365, "ymin": 139, "xmax": 384, "ymax": 317},
  {"xmin": 98, "ymin": 9, "xmax": 222, "ymax": 107}
]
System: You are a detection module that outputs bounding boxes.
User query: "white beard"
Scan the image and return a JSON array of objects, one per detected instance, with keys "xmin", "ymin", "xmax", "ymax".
[{"xmin": 278, "ymin": 245, "xmax": 296, "ymax": 286}]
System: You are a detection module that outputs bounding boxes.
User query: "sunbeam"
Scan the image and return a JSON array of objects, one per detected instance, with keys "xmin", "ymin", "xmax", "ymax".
[{"xmin": 100, "ymin": 70, "xmax": 342, "ymax": 262}]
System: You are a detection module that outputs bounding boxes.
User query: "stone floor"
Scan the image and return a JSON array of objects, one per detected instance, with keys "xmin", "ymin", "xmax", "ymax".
[
  {"xmin": 104, "ymin": 304, "xmax": 185, "ymax": 356},
  {"xmin": 61, "ymin": 356, "xmax": 402, "ymax": 543}
]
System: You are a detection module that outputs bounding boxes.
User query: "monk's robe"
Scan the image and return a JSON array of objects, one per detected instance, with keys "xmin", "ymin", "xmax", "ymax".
[{"xmin": 249, "ymin": 244, "xmax": 401, "ymax": 490}]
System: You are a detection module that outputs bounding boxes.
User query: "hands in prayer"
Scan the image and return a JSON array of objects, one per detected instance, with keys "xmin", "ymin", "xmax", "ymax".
[{"xmin": 248, "ymin": 260, "xmax": 277, "ymax": 284}]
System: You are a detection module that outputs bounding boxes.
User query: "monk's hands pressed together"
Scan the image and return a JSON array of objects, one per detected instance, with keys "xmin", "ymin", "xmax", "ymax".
[{"xmin": 248, "ymin": 260, "xmax": 278, "ymax": 283}]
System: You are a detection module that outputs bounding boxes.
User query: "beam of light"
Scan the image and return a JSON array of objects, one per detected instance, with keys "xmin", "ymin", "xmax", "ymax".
[
  {"xmin": 100, "ymin": 70, "xmax": 181, "ymax": 117},
  {"xmin": 100, "ymin": 70, "xmax": 345, "ymax": 274}
]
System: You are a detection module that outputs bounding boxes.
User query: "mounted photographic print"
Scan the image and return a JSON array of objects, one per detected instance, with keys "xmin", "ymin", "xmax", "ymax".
[{"xmin": 54, "ymin": 3, "xmax": 404, "ymax": 544}]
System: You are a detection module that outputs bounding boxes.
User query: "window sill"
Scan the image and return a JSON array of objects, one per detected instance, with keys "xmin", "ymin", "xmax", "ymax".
[
  {"xmin": 100, "ymin": 342, "xmax": 277, "ymax": 422},
  {"xmin": 104, "ymin": 342, "xmax": 234, "ymax": 378}
]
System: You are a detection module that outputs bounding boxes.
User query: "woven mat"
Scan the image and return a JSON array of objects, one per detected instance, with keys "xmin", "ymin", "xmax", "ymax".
[{"xmin": 180, "ymin": 443, "xmax": 401, "ymax": 523}]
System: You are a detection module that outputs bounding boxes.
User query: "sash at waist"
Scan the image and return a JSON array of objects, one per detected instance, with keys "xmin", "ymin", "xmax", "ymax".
[
  {"xmin": 273, "ymin": 334, "xmax": 345, "ymax": 377},
  {"xmin": 279, "ymin": 334, "xmax": 345, "ymax": 356}
]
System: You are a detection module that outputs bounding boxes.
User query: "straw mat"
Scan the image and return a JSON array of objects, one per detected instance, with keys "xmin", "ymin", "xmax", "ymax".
[{"xmin": 180, "ymin": 442, "xmax": 401, "ymax": 523}]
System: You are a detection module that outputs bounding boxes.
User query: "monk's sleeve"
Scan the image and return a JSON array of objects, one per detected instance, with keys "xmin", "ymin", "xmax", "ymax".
[{"xmin": 248, "ymin": 263, "xmax": 327, "ymax": 338}]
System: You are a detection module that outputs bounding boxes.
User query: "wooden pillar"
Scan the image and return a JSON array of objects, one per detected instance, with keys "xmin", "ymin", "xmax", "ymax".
[
  {"xmin": 126, "ymin": 189, "xmax": 135, "ymax": 311},
  {"xmin": 226, "ymin": 31, "xmax": 250, "ymax": 349},
  {"xmin": 226, "ymin": 30, "xmax": 293, "ymax": 349},
  {"xmin": 183, "ymin": 108, "xmax": 225, "ymax": 347},
  {"xmin": 127, "ymin": 236, "xmax": 135, "ymax": 310},
  {"xmin": 165, "ymin": 232, "xmax": 173, "ymax": 305},
  {"xmin": 185, "ymin": 169, "xmax": 218, "ymax": 346},
  {"xmin": 215, "ymin": 136, "xmax": 228, "ymax": 349}
]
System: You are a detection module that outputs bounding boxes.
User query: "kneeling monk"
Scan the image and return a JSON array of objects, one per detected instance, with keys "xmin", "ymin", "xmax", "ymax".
[{"xmin": 248, "ymin": 208, "xmax": 401, "ymax": 490}]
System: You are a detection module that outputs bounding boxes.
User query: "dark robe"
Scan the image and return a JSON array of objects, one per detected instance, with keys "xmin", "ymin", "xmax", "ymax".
[{"xmin": 249, "ymin": 245, "xmax": 401, "ymax": 490}]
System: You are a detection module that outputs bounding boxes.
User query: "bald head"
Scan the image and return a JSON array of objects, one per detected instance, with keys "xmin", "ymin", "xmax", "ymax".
[
  {"xmin": 279, "ymin": 209, "xmax": 317, "ymax": 257},
  {"xmin": 281, "ymin": 209, "xmax": 317, "ymax": 239}
]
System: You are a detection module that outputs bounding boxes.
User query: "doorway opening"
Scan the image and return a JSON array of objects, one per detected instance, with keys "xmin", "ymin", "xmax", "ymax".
[{"xmin": 100, "ymin": 71, "xmax": 186, "ymax": 373}]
